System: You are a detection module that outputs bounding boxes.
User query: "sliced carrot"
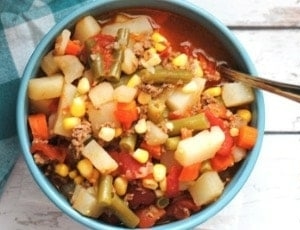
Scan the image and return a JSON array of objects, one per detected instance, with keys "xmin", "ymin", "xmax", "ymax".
[
  {"xmin": 178, "ymin": 162, "xmax": 201, "ymax": 182},
  {"xmin": 31, "ymin": 142, "xmax": 66, "ymax": 163},
  {"xmin": 236, "ymin": 125, "xmax": 258, "ymax": 149},
  {"xmin": 65, "ymin": 40, "xmax": 82, "ymax": 56},
  {"xmin": 210, "ymin": 153, "xmax": 234, "ymax": 172},
  {"xmin": 114, "ymin": 101, "xmax": 138, "ymax": 130},
  {"xmin": 28, "ymin": 113, "xmax": 49, "ymax": 140}
]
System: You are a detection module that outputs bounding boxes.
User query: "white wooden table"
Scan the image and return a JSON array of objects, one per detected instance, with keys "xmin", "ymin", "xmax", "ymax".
[{"xmin": 1, "ymin": 0, "xmax": 300, "ymax": 229}]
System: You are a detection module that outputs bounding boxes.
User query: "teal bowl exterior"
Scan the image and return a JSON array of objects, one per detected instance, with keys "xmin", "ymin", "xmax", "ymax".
[{"xmin": 17, "ymin": 0, "xmax": 265, "ymax": 229}]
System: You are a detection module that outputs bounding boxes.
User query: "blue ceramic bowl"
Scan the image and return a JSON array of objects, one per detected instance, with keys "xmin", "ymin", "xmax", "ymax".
[{"xmin": 17, "ymin": 0, "xmax": 265, "ymax": 229}]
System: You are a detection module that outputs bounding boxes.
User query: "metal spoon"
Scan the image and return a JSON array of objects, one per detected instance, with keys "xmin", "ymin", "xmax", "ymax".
[{"xmin": 217, "ymin": 65, "xmax": 300, "ymax": 103}]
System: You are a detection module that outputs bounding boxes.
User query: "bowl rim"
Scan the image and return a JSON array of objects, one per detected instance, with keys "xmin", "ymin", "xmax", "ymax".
[{"xmin": 17, "ymin": 0, "xmax": 265, "ymax": 229}]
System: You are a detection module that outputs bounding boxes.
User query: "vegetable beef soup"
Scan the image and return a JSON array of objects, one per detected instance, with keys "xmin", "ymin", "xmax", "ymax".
[{"xmin": 27, "ymin": 8, "xmax": 258, "ymax": 228}]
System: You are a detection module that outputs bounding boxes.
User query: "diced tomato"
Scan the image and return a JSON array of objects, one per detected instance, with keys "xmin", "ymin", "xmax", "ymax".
[
  {"xmin": 110, "ymin": 151, "xmax": 148, "ymax": 180},
  {"xmin": 30, "ymin": 142, "xmax": 66, "ymax": 163},
  {"xmin": 216, "ymin": 131, "xmax": 234, "ymax": 156},
  {"xmin": 140, "ymin": 141, "xmax": 162, "ymax": 160},
  {"xmin": 166, "ymin": 165, "xmax": 182, "ymax": 198},
  {"xmin": 136, "ymin": 205, "xmax": 166, "ymax": 228},
  {"xmin": 210, "ymin": 152, "xmax": 234, "ymax": 172},
  {"xmin": 204, "ymin": 109, "xmax": 226, "ymax": 130}
]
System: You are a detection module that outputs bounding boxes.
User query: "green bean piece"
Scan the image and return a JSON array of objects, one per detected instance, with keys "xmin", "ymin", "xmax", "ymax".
[
  {"xmin": 156, "ymin": 196, "xmax": 170, "ymax": 209},
  {"xmin": 168, "ymin": 113, "xmax": 210, "ymax": 136},
  {"xmin": 97, "ymin": 174, "xmax": 113, "ymax": 207},
  {"xmin": 85, "ymin": 38, "xmax": 105, "ymax": 80},
  {"xmin": 110, "ymin": 193, "xmax": 140, "ymax": 228},
  {"xmin": 164, "ymin": 136, "xmax": 180, "ymax": 151},
  {"xmin": 139, "ymin": 66, "xmax": 194, "ymax": 84},
  {"xmin": 120, "ymin": 134, "xmax": 137, "ymax": 152},
  {"xmin": 147, "ymin": 99, "xmax": 166, "ymax": 123},
  {"xmin": 108, "ymin": 28, "xmax": 130, "ymax": 81}
]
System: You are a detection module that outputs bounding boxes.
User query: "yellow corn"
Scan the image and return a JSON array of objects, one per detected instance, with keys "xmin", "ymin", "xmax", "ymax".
[
  {"xmin": 74, "ymin": 175, "xmax": 84, "ymax": 184},
  {"xmin": 146, "ymin": 53, "xmax": 161, "ymax": 66},
  {"xmin": 153, "ymin": 164, "xmax": 167, "ymax": 182},
  {"xmin": 204, "ymin": 86, "xmax": 222, "ymax": 97},
  {"xmin": 98, "ymin": 126, "xmax": 116, "ymax": 142},
  {"xmin": 54, "ymin": 163, "xmax": 69, "ymax": 177},
  {"xmin": 77, "ymin": 77, "xmax": 90, "ymax": 94},
  {"xmin": 114, "ymin": 127, "xmax": 123, "ymax": 137},
  {"xmin": 151, "ymin": 31, "xmax": 167, "ymax": 43},
  {"xmin": 159, "ymin": 177, "xmax": 167, "ymax": 192},
  {"xmin": 63, "ymin": 117, "xmax": 81, "ymax": 130},
  {"xmin": 172, "ymin": 53, "xmax": 188, "ymax": 67},
  {"xmin": 114, "ymin": 176, "xmax": 128, "ymax": 196},
  {"xmin": 68, "ymin": 170, "xmax": 78, "ymax": 179},
  {"xmin": 237, "ymin": 109, "xmax": 252, "ymax": 123},
  {"xmin": 229, "ymin": 127, "xmax": 239, "ymax": 137},
  {"xmin": 127, "ymin": 74, "xmax": 141, "ymax": 88},
  {"xmin": 87, "ymin": 168, "xmax": 100, "ymax": 184},
  {"xmin": 132, "ymin": 148, "xmax": 149, "ymax": 164},
  {"xmin": 134, "ymin": 118, "xmax": 147, "ymax": 134},
  {"xmin": 142, "ymin": 178, "xmax": 158, "ymax": 190},
  {"xmin": 154, "ymin": 42, "xmax": 167, "ymax": 52},
  {"xmin": 77, "ymin": 158, "xmax": 94, "ymax": 178},
  {"xmin": 70, "ymin": 96, "xmax": 86, "ymax": 117}
]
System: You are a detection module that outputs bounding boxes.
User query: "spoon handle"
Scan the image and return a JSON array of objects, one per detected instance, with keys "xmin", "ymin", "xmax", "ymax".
[{"xmin": 218, "ymin": 65, "xmax": 300, "ymax": 103}]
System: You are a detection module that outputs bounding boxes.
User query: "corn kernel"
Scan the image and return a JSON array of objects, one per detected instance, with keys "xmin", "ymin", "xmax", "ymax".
[
  {"xmin": 146, "ymin": 53, "xmax": 161, "ymax": 66},
  {"xmin": 74, "ymin": 175, "xmax": 84, "ymax": 184},
  {"xmin": 142, "ymin": 178, "xmax": 158, "ymax": 190},
  {"xmin": 132, "ymin": 148, "xmax": 149, "ymax": 164},
  {"xmin": 68, "ymin": 170, "xmax": 78, "ymax": 179},
  {"xmin": 172, "ymin": 53, "xmax": 188, "ymax": 67},
  {"xmin": 54, "ymin": 163, "xmax": 69, "ymax": 177},
  {"xmin": 230, "ymin": 127, "xmax": 239, "ymax": 137},
  {"xmin": 159, "ymin": 177, "xmax": 167, "ymax": 192},
  {"xmin": 77, "ymin": 77, "xmax": 90, "ymax": 94},
  {"xmin": 151, "ymin": 31, "xmax": 167, "ymax": 43},
  {"xmin": 114, "ymin": 176, "xmax": 128, "ymax": 196},
  {"xmin": 182, "ymin": 81, "xmax": 198, "ymax": 93},
  {"xmin": 63, "ymin": 117, "xmax": 81, "ymax": 130},
  {"xmin": 114, "ymin": 127, "xmax": 123, "ymax": 137},
  {"xmin": 204, "ymin": 86, "xmax": 222, "ymax": 97},
  {"xmin": 134, "ymin": 118, "xmax": 147, "ymax": 134},
  {"xmin": 154, "ymin": 189, "xmax": 164, "ymax": 198},
  {"xmin": 237, "ymin": 109, "xmax": 252, "ymax": 123},
  {"xmin": 127, "ymin": 74, "xmax": 141, "ymax": 88},
  {"xmin": 77, "ymin": 158, "xmax": 94, "ymax": 178},
  {"xmin": 87, "ymin": 168, "xmax": 100, "ymax": 184},
  {"xmin": 154, "ymin": 42, "xmax": 167, "ymax": 52},
  {"xmin": 153, "ymin": 164, "xmax": 167, "ymax": 182},
  {"xmin": 70, "ymin": 97, "xmax": 86, "ymax": 117},
  {"xmin": 98, "ymin": 126, "xmax": 115, "ymax": 142}
]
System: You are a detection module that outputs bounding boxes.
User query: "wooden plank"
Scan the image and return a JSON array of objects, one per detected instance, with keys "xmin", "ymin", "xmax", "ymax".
[
  {"xmin": 232, "ymin": 30, "xmax": 300, "ymax": 132},
  {"xmin": 189, "ymin": 0, "xmax": 300, "ymax": 27}
]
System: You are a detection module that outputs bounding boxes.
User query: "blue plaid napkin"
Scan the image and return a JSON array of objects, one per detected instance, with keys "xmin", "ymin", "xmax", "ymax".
[{"xmin": 0, "ymin": 0, "xmax": 92, "ymax": 196}]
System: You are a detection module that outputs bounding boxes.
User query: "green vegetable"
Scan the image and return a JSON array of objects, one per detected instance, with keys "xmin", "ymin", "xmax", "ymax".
[
  {"xmin": 97, "ymin": 174, "xmax": 113, "ymax": 207},
  {"xmin": 168, "ymin": 113, "xmax": 210, "ymax": 136},
  {"xmin": 156, "ymin": 196, "xmax": 169, "ymax": 208},
  {"xmin": 147, "ymin": 99, "xmax": 166, "ymax": 123},
  {"xmin": 164, "ymin": 136, "xmax": 180, "ymax": 151},
  {"xmin": 120, "ymin": 134, "xmax": 137, "ymax": 152},
  {"xmin": 108, "ymin": 28, "xmax": 130, "ymax": 81},
  {"xmin": 110, "ymin": 193, "xmax": 140, "ymax": 228},
  {"xmin": 139, "ymin": 65, "xmax": 194, "ymax": 84}
]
